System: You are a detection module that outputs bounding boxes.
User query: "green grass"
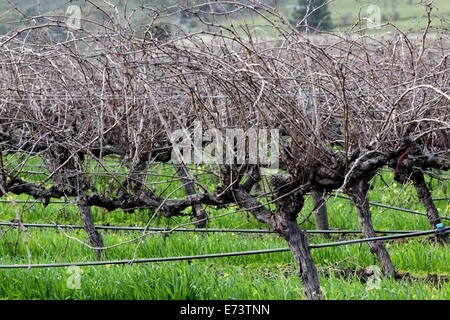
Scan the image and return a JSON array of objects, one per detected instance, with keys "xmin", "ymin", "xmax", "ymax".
[
  {"xmin": 0, "ymin": 231, "xmax": 449, "ymax": 300},
  {"xmin": 0, "ymin": 0, "xmax": 448, "ymax": 301},
  {"xmin": 190, "ymin": 0, "xmax": 450, "ymax": 36},
  {"xmin": 327, "ymin": 0, "xmax": 449, "ymax": 31},
  {"xmin": 0, "ymin": 165, "xmax": 449, "ymax": 300}
]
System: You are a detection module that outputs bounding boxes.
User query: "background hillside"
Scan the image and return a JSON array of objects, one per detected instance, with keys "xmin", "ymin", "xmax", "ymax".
[{"xmin": 1, "ymin": 0, "xmax": 449, "ymax": 35}]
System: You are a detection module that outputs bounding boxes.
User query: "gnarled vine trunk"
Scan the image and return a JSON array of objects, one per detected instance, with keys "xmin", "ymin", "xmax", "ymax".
[
  {"xmin": 230, "ymin": 174, "xmax": 322, "ymax": 300},
  {"xmin": 175, "ymin": 164, "xmax": 208, "ymax": 228},
  {"xmin": 278, "ymin": 219, "xmax": 322, "ymax": 300},
  {"xmin": 411, "ymin": 171, "xmax": 449, "ymax": 243},
  {"xmin": 350, "ymin": 180, "xmax": 395, "ymax": 277},
  {"xmin": 311, "ymin": 189, "xmax": 330, "ymax": 235},
  {"xmin": 78, "ymin": 196, "xmax": 104, "ymax": 261}
]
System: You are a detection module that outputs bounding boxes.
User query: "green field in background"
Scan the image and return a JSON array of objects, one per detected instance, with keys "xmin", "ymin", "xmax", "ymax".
[{"xmin": 1, "ymin": 0, "xmax": 448, "ymax": 34}]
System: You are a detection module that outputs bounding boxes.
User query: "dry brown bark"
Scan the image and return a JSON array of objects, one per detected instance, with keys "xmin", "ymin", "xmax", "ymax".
[
  {"xmin": 78, "ymin": 200, "xmax": 104, "ymax": 261},
  {"xmin": 349, "ymin": 180, "xmax": 396, "ymax": 277},
  {"xmin": 311, "ymin": 189, "xmax": 330, "ymax": 234},
  {"xmin": 411, "ymin": 171, "xmax": 449, "ymax": 243}
]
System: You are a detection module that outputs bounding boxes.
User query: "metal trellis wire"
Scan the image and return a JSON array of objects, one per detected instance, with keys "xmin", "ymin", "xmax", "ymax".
[{"xmin": 0, "ymin": 221, "xmax": 435, "ymax": 235}]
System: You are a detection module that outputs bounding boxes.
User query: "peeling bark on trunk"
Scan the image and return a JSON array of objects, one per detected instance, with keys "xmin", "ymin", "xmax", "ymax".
[
  {"xmin": 79, "ymin": 201, "xmax": 104, "ymax": 261},
  {"xmin": 279, "ymin": 219, "xmax": 322, "ymax": 300},
  {"xmin": 411, "ymin": 171, "xmax": 449, "ymax": 243},
  {"xmin": 175, "ymin": 164, "xmax": 208, "ymax": 228},
  {"xmin": 311, "ymin": 189, "xmax": 330, "ymax": 236},
  {"xmin": 231, "ymin": 186, "xmax": 322, "ymax": 300},
  {"xmin": 350, "ymin": 180, "xmax": 395, "ymax": 277},
  {"xmin": 45, "ymin": 152, "xmax": 105, "ymax": 262}
]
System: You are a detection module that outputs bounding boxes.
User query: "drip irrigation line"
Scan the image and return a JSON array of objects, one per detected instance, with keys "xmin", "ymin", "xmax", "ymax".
[
  {"xmin": 0, "ymin": 227, "xmax": 448, "ymax": 269},
  {"xmin": 0, "ymin": 222, "xmax": 428, "ymax": 235}
]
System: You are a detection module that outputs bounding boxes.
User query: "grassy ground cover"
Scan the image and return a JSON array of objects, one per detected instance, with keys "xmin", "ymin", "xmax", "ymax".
[{"xmin": 0, "ymin": 163, "xmax": 448, "ymax": 300}]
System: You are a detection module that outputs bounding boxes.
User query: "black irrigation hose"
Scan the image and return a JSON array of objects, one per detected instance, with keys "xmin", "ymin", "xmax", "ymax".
[
  {"xmin": 0, "ymin": 222, "xmax": 429, "ymax": 235},
  {"xmin": 0, "ymin": 227, "xmax": 448, "ymax": 269}
]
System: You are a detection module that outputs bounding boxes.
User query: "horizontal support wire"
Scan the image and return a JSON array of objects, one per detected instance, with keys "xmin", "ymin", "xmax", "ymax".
[
  {"xmin": 0, "ymin": 222, "xmax": 428, "ymax": 234},
  {"xmin": 0, "ymin": 194, "xmax": 447, "ymax": 220},
  {"xmin": 0, "ymin": 173, "xmax": 447, "ymax": 269},
  {"xmin": 2, "ymin": 87, "xmax": 450, "ymax": 104},
  {"xmin": 334, "ymin": 194, "xmax": 450, "ymax": 221},
  {"xmin": 0, "ymin": 200, "xmax": 68, "ymax": 204},
  {"xmin": 0, "ymin": 227, "xmax": 448, "ymax": 269}
]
